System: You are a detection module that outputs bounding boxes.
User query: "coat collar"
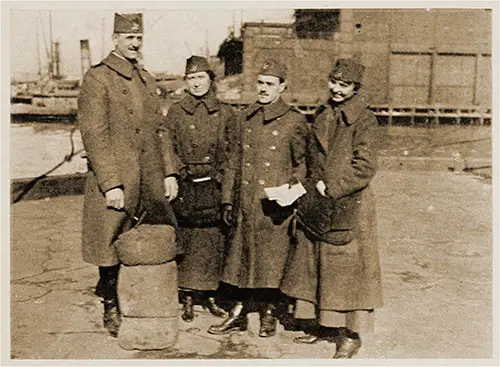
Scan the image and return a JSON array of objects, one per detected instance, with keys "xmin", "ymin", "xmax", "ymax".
[
  {"xmin": 102, "ymin": 51, "xmax": 149, "ymax": 82},
  {"xmin": 245, "ymin": 97, "xmax": 289, "ymax": 122},
  {"xmin": 313, "ymin": 94, "xmax": 368, "ymax": 153},
  {"xmin": 102, "ymin": 51, "xmax": 135, "ymax": 79},
  {"xmin": 180, "ymin": 89, "xmax": 220, "ymax": 115},
  {"xmin": 334, "ymin": 94, "xmax": 367, "ymax": 126}
]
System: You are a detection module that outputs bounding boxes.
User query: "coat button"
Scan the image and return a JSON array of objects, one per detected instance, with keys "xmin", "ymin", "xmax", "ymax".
[
  {"xmin": 272, "ymin": 130, "xmax": 279, "ymax": 136},
  {"xmin": 245, "ymin": 162, "xmax": 251, "ymax": 167},
  {"xmin": 244, "ymin": 144, "xmax": 251, "ymax": 150},
  {"xmin": 246, "ymin": 128, "xmax": 252, "ymax": 133},
  {"xmin": 203, "ymin": 156, "xmax": 211, "ymax": 162},
  {"xmin": 270, "ymin": 146, "xmax": 276, "ymax": 151},
  {"xmin": 264, "ymin": 162, "xmax": 271, "ymax": 167},
  {"xmin": 129, "ymin": 109, "xmax": 134, "ymax": 114},
  {"xmin": 258, "ymin": 179, "xmax": 265, "ymax": 185},
  {"xmin": 123, "ymin": 89, "xmax": 128, "ymax": 95},
  {"xmin": 136, "ymin": 128, "xmax": 141, "ymax": 134},
  {"xmin": 189, "ymin": 124, "xmax": 195, "ymax": 130},
  {"xmin": 242, "ymin": 180, "xmax": 249, "ymax": 185}
]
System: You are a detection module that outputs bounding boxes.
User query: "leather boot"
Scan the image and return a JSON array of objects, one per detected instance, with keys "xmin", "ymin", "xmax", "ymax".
[
  {"xmin": 259, "ymin": 306, "xmax": 278, "ymax": 338},
  {"xmin": 102, "ymin": 299, "xmax": 121, "ymax": 337},
  {"xmin": 333, "ymin": 329, "xmax": 361, "ymax": 359},
  {"xmin": 204, "ymin": 297, "xmax": 228, "ymax": 318},
  {"xmin": 181, "ymin": 294, "xmax": 195, "ymax": 323},
  {"xmin": 207, "ymin": 303, "xmax": 248, "ymax": 335}
]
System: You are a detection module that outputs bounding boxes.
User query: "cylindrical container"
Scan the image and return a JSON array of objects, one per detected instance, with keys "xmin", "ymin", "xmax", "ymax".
[{"xmin": 118, "ymin": 261, "xmax": 179, "ymax": 350}]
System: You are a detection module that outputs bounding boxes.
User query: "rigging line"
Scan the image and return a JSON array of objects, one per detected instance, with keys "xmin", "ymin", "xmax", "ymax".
[
  {"xmin": 38, "ymin": 11, "xmax": 51, "ymax": 61},
  {"xmin": 429, "ymin": 137, "xmax": 491, "ymax": 148},
  {"xmin": 12, "ymin": 127, "xmax": 84, "ymax": 204}
]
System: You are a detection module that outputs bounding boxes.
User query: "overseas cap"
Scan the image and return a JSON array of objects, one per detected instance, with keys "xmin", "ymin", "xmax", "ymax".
[
  {"xmin": 113, "ymin": 13, "xmax": 143, "ymax": 34},
  {"xmin": 330, "ymin": 58, "xmax": 365, "ymax": 84},
  {"xmin": 258, "ymin": 59, "xmax": 287, "ymax": 80},
  {"xmin": 185, "ymin": 55, "xmax": 212, "ymax": 75}
]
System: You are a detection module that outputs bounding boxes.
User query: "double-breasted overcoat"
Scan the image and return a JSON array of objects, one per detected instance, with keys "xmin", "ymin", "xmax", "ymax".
[
  {"xmin": 78, "ymin": 52, "xmax": 181, "ymax": 267},
  {"xmin": 161, "ymin": 90, "xmax": 236, "ymax": 291},
  {"xmin": 281, "ymin": 95, "xmax": 383, "ymax": 311},
  {"xmin": 220, "ymin": 98, "xmax": 309, "ymax": 289}
]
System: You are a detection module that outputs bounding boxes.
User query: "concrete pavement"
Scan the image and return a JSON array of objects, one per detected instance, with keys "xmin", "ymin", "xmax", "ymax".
[{"xmin": 8, "ymin": 167, "xmax": 495, "ymax": 362}]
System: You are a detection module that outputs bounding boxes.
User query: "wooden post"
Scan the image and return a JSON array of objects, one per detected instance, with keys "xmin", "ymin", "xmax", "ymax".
[{"xmin": 473, "ymin": 49, "xmax": 481, "ymax": 106}]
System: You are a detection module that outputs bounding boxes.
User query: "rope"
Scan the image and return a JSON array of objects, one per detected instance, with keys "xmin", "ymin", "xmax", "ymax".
[{"xmin": 12, "ymin": 127, "xmax": 84, "ymax": 204}]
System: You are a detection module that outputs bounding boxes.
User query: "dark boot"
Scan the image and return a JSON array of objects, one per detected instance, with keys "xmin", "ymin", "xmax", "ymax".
[
  {"xmin": 98, "ymin": 265, "xmax": 121, "ymax": 337},
  {"xmin": 102, "ymin": 299, "xmax": 121, "ymax": 337},
  {"xmin": 208, "ymin": 302, "xmax": 248, "ymax": 335},
  {"xmin": 259, "ymin": 305, "xmax": 278, "ymax": 338},
  {"xmin": 181, "ymin": 294, "xmax": 195, "ymax": 323},
  {"xmin": 204, "ymin": 297, "xmax": 228, "ymax": 318},
  {"xmin": 333, "ymin": 328, "xmax": 361, "ymax": 359}
]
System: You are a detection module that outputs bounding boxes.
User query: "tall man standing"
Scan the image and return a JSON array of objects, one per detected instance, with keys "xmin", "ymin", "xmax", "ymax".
[
  {"xmin": 78, "ymin": 13, "xmax": 181, "ymax": 337},
  {"xmin": 208, "ymin": 59, "xmax": 309, "ymax": 337}
]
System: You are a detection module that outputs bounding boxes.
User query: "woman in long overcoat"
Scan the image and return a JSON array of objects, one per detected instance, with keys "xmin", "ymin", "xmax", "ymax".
[
  {"xmin": 281, "ymin": 59, "xmax": 383, "ymax": 358},
  {"xmin": 161, "ymin": 56, "xmax": 235, "ymax": 322}
]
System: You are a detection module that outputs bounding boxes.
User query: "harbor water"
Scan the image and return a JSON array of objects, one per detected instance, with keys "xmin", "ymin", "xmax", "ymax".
[{"xmin": 10, "ymin": 122, "xmax": 88, "ymax": 179}]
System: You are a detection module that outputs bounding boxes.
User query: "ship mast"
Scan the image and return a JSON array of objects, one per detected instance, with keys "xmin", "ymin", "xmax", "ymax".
[
  {"xmin": 49, "ymin": 11, "xmax": 55, "ymax": 79},
  {"xmin": 35, "ymin": 15, "xmax": 42, "ymax": 82}
]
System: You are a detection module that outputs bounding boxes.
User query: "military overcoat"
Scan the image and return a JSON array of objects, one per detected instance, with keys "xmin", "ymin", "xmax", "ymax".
[
  {"xmin": 221, "ymin": 98, "xmax": 309, "ymax": 289},
  {"xmin": 78, "ymin": 52, "xmax": 181, "ymax": 267},
  {"xmin": 161, "ymin": 90, "xmax": 236, "ymax": 290},
  {"xmin": 281, "ymin": 95, "xmax": 383, "ymax": 310}
]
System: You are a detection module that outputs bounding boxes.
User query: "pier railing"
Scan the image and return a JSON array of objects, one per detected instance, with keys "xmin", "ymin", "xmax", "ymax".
[{"xmin": 224, "ymin": 101, "xmax": 492, "ymax": 125}]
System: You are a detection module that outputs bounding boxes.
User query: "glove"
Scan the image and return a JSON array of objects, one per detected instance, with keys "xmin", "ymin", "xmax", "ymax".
[
  {"xmin": 221, "ymin": 204, "xmax": 233, "ymax": 227},
  {"xmin": 288, "ymin": 175, "xmax": 300, "ymax": 188}
]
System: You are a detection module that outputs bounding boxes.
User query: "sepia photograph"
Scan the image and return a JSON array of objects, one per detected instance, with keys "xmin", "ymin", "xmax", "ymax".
[{"xmin": 3, "ymin": 1, "xmax": 498, "ymax": 363}]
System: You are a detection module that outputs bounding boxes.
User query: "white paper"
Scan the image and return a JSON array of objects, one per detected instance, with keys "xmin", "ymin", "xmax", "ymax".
[
  {"xmin": 264, "ymin": 182, "xmax": 307, "ymax": 207},
  {"xmin": 192, "ymin": 176, "xmax": 212, "ymax": 183}
]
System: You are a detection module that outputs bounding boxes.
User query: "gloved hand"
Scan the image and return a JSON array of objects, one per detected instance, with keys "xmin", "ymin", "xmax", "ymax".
[
  {"xmin": 288, "ymin": 175, "xmax": 300, "ymax": 188},
  {"xmin": 221, "ymin": 204, "xmax": 233, "ymax": 227}
]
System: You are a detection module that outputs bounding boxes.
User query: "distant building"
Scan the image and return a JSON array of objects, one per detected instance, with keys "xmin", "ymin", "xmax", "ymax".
[{"xmin": 239, "ymin": 8, "xmax": 492, "ymax": 109}]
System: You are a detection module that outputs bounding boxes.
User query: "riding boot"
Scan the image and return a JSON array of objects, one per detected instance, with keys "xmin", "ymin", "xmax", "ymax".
[{"xmin": 99, "ymin": 265, "xmax": 121, "ymax": 337}]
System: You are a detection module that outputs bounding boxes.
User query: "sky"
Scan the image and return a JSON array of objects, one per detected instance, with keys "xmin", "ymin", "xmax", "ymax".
[{"xmin": 7, "ymin": 2, "xmax": 296, "ymax": 80}]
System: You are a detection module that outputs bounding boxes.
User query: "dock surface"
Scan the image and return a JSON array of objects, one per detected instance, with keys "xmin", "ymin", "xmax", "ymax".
[{"xmin": 9, "ymin": 168, "xmax": 494, "ymax": 361}]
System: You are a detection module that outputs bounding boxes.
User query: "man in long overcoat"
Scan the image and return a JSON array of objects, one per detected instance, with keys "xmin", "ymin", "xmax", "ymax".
[
  {"xmin": 208, "ymin": 59, "xmax": 309, "ymax": 338},
  {"xmin": 280, "ymin": 59, "xmax": 383, "ymax": 358},
  {"xmin": 78, "ymin": 13, "xmax": 181, "ymax": 337},
  {"xmin": 162, "ymin": 56, "xmax": 235, "ymax": 322}
]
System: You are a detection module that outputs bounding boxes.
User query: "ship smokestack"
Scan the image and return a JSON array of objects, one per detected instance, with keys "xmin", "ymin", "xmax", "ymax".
[{"xmin": 80, "ymin": 39, "xmax": 91, "ymax": 85}]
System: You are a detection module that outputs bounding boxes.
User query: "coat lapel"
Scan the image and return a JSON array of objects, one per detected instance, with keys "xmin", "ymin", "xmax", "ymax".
[
  {"xmin": 313, "ymin": 103, "xmax": 334, "ymax": 154},
  {"xmin": 101, "ymin": 52, "xmax": 134, "ymax": 79}
]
